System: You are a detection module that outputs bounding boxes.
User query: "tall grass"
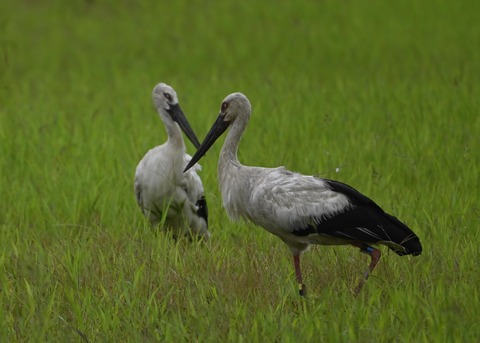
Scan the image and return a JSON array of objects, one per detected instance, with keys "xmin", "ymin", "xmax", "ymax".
[{"xmin": 1, "ymin": 0, "xmax": 479, "ymax": 341}]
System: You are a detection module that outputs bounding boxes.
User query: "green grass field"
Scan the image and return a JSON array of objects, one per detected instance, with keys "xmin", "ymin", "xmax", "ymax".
[{"xmin": 1, "ymin": 0, "xmax": 479, "ymax": 341}]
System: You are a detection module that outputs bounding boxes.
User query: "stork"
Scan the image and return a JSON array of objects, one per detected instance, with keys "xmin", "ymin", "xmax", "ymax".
[
  {"xmin": 184, "ymin": 92, "xmax": 422, "ymax": 295},
  {"xmin": 134, "ymin": 83, "xmax": 210, "ymax": 239}
]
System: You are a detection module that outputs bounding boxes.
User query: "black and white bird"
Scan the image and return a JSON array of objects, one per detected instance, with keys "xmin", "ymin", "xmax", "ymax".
[
  {"xmin": 184, "ymin": 92, "xmax": 422, "ymax": 295},
  {"xmin": 134, "ymin": 83, "xmax": 210, "ymax": 239}
]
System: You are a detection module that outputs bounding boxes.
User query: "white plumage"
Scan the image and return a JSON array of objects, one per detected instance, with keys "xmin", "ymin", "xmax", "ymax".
[
  {"xmin": 134, "ymin": 83, "xmax": 209, "ymax": 239},
  {"xmin": 184, "ymin": 92, "xmax": 421, "ymax": 295},
  {"xmin": 227, "ymin": 168, "xmax": 353, "ymax": 249}
]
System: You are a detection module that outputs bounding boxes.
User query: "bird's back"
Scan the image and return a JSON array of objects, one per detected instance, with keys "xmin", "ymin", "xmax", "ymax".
[
  {"xmin": 240, "ymin": 167, "xmax": 350, "ymax": 228},
  {"xmin": 221, "ymin": 165, "xmax": 421, "ymax": 256}
]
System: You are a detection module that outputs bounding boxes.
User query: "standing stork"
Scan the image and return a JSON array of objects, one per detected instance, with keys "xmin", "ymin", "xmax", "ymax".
[
  {"xmin": 134, "ymin": 83, "xmax": 210, "ymax": 239},
  {"xmin": 184, "ymin": 92, "xmax": 422, "ymax": 295}
]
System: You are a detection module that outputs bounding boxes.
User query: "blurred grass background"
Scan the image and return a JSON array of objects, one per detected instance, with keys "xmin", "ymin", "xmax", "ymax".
[{"xmin": 1, "ymin": 0, "xmax": 479, "ymax": 341}]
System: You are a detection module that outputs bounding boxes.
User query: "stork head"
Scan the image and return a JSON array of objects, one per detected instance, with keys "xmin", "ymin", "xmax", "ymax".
[
  {"xmin": 184, "ymin": 92, "xmax": 251, "ymax": 172},
  {"xmin": 219, "ymin": 92, "xmax": 252, "ymax": 123},
  {"xmin": 152, "ymin": 83, "xmax": 201, "ymax": 149}
]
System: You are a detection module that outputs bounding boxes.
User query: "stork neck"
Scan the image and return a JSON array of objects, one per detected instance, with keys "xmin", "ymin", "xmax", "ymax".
[
  {"xmin": 164, "ymin": 117, "xmax": 185, "ymax": 150},
  {"xmin": 219, "ymin": 118, "xmax": 245, "ymax": 168}
]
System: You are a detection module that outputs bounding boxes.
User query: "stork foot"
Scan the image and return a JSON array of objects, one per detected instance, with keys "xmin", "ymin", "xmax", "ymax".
[{"xmin": 299, "ymin": 283, "xmax": 307, "ymax": 297}]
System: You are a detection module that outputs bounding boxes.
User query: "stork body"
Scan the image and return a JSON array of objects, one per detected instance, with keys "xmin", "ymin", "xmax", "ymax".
[
  {"xmin": 134, "ymin": 83, "xmax": 209, "ymax": 239},
  {"xmin": 185, "ymin": 92, "xmax": 422, "ymax": 295}
]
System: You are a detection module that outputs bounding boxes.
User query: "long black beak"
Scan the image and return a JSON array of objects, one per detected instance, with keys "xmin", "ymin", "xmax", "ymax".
[
  {"xmin": 167, "ymin": 103, "xmax": 201, "ymax": 149},
  {"xmin": 183, "ymin": 114, "xmax": 231, "ymax": 172}
]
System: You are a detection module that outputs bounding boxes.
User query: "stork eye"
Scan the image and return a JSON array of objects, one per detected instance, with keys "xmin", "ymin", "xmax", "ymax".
[
  {"xmin": 221, "ymin": 102, "xmax": 228, "ymax": 112},
  {"xmin": 164, "ymin": 92, "xmax": 172, "ymax": 101}
]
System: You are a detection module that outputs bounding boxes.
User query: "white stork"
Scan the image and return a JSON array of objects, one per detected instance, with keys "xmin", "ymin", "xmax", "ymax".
[
  {"xmin": 184, "ymin": 92, "xmax": 422, "ymax": 295},
  {"xmin": 134, "ymin": 83, "xmax": 210, "ymax": 239}
]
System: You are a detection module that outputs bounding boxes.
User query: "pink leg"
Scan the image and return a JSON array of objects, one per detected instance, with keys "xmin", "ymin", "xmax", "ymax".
[
  {"xmin": 353, "ymin": 244, "xmax": 381, "ymax": 296},
  {"xmin": 293, "ymin": 254, "xmax": 306, "ymax": 296}
]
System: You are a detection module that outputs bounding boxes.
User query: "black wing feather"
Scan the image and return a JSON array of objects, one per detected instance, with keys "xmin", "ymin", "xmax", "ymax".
[
  {"xmin": 196, "ymin": 196, "xmax": 208, "ymax": 226},
  {"xmin": 295, "ymin": 179, "xmax": 422, "ymax": 256}
]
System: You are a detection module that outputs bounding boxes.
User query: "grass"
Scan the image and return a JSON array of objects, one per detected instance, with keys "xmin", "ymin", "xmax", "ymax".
[{"xmin": 1, "ymin": 0, "xmax": 479, "ymax": 341}]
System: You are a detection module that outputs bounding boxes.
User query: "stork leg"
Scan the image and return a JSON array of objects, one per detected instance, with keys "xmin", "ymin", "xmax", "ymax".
[
  {"xmin": 352, "ymin": 244, "xmax": 381, "ymax": 296},
  {"xmin": 293, "ymin": 254, "xmax": 306, "ymax": 296}
]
